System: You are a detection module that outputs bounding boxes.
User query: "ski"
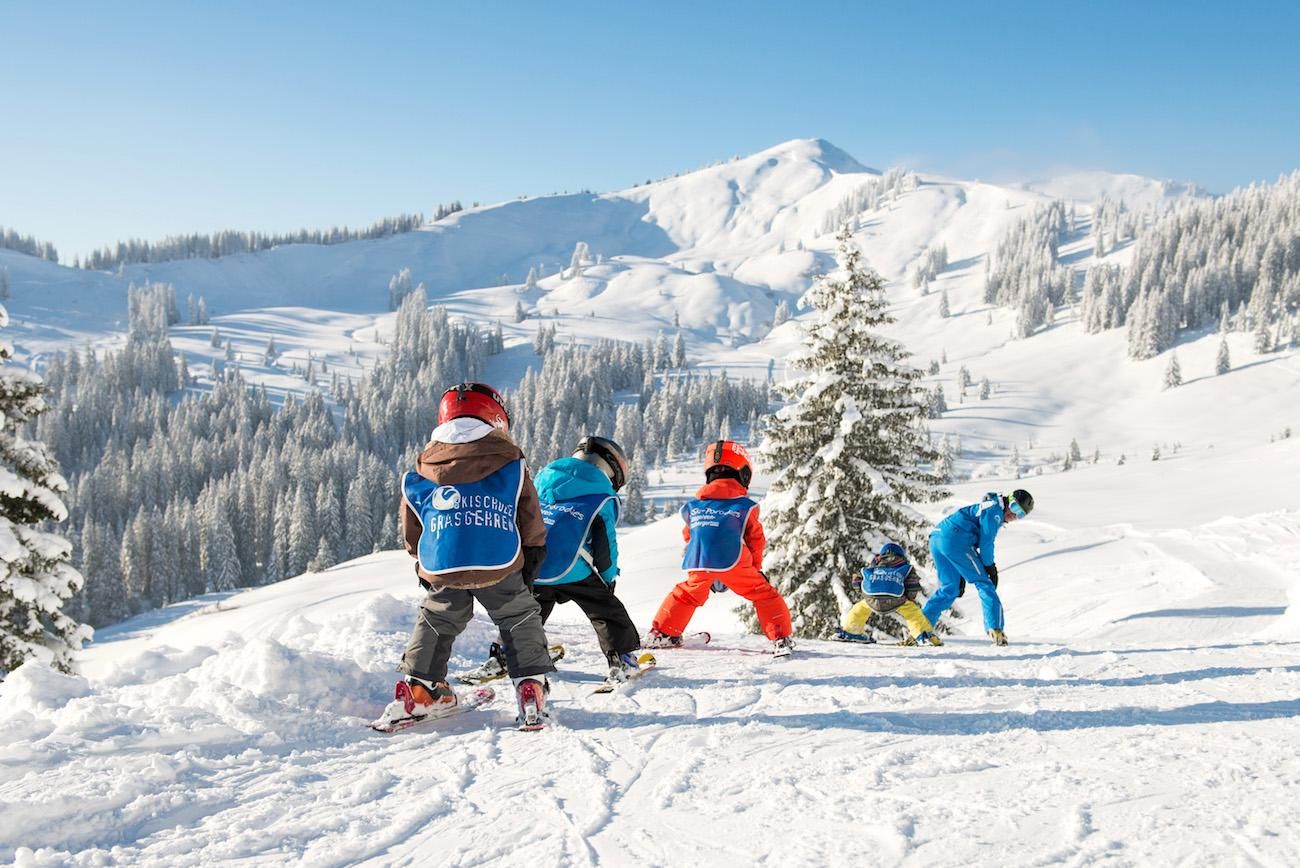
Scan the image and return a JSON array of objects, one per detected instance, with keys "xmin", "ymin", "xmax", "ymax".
[
  {"xmin": 591, "ymin": 652, "xmax": 657, "ymax": 694},
  {"xmin": 457, "ymin": 644, "xmax": 566, "ymax": 685},
  {"xmin": 369, "ymin": 686, "xmax": 496, "ymax": 733},
  {"xmin": 643, "ymin": 631, "xmax": 711, "ymax": 649},
  {"xmin": 831, "ymin": 633, "xmax": 876, "ymax": 645}
]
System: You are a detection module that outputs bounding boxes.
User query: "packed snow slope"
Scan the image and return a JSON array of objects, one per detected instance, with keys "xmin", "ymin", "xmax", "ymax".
[{"xmin": 3, "ymin": 434, "xmax": 1300, "ymax": 866}]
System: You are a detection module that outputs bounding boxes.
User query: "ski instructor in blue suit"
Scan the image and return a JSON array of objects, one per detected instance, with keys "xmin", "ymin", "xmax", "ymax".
[{"xmin": 921, "ymin": 489, "xmax": 1034, "ymax": 646}]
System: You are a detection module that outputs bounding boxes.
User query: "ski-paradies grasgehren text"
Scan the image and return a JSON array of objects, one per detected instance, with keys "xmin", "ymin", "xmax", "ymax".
[
  {"xmin": 687, "ymin": 504, "xmax": 745, "ymax": 529},
  {"xmin": 428, "ymin": 493, "xmax": 517, "ymax": 533}
]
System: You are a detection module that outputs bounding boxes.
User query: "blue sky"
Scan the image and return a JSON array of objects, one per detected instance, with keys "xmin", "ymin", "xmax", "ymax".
[{"xmin": 4, "ymin": 1, "xmax": 1299, "ymax": 258}]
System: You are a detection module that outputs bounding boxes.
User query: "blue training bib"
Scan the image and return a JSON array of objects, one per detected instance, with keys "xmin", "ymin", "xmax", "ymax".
[
  {"xmin": 861, "ymin": 563, "xmax": 911, "ymax": 596},
  {"xmin": 681, "ymin": 497, "xmax": 757, "ymax": 572},
  {"xmin": 403, "ymin": 460, "xmax": 524, "ymax": 574},
  {"xmin": 536, "ymin": 493, "xmax": 618, "ymax": 584}
]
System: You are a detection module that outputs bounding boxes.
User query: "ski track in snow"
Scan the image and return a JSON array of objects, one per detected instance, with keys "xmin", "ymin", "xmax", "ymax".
[{"xmin": 4, "ymin": 592, "xmax": 1300, "ymax": 866}]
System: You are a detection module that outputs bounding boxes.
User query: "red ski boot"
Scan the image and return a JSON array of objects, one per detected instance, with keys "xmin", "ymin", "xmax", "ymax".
[{"xmin": 514, "ymin": 676, "xmax": 548, "ymax": 731}]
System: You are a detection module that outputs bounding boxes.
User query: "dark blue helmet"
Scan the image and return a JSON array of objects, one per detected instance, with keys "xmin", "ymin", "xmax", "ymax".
[{"xmin": 874, "ymin": 542, "xmax": 907, "ymax": 567}]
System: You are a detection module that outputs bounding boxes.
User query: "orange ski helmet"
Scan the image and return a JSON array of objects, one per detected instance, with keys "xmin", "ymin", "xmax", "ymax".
[
  {"xmin": 438, "ymin": 382, "xmax": 511, "ymax": 432},
  {"xmin": 703, "ymin": 440, "xmax": 752, "ymax": 487}
]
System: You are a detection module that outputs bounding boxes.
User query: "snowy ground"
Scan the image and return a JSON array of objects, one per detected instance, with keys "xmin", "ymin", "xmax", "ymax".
[{"xmin": 3, "ymin": 436, "xmax": 1300, "ymax": 866}]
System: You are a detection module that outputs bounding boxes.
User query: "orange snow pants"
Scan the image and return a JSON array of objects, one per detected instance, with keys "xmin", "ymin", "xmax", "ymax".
[{"xmin": 653, "ymin": 567, "xmax": 793, "ymax": 641}]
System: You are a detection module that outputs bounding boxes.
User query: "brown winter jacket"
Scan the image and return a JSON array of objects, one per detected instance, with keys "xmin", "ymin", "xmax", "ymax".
[{"xmin": 401, "ymin": 429, "xmax": 548, "ymax": 590}]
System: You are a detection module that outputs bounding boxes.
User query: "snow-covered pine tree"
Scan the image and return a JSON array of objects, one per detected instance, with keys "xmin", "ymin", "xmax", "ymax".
[
  {"xmin": 1163, "ymin": 352, "xmax": 1182, "ymax": 389},
  {"xmin": 926, "ymin": 384, "xmax": 947, "ymax": 418},
  {"xmin": 1215, "ymin": 336, "xmax": 1231, "ymax": 375},
  {"xmin": 671, "ymin": 331, "xmax": 687, "ymax": 368},
  {"xmin": 620, "ymin": 463, "xmax": 647, "ymax": 525},
  {"xmin": 757, "ymin": 228, "xmax": 946, "ymax": 639},
  {"xmin": 0, "ymin": 303, "xmax": 89, "ymax": 674}
]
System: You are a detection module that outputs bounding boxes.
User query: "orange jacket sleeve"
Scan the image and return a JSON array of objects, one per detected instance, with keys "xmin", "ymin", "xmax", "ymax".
[{"xmin": 743, "ymin": 505, "xmax": 766, "ymax": 571}]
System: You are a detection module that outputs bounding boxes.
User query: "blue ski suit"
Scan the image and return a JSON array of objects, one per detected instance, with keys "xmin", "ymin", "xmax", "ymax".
[
  {"xmin": 533, "ymin": 457, "xmax": 620, "ymax": 586},
  {"xmin": 922, "ymin": 492, "xmax": 1006, "ymax": 632}
]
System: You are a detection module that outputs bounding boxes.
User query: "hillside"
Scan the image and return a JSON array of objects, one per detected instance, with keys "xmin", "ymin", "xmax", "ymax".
[{"xmin": 5, "ymin": 136, "xmax": 1258, "ymax": 467}]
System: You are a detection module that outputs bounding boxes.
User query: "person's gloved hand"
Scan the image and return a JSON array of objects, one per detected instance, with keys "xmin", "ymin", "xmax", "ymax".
[
  {"xmin": 985, "ymin": 563, "xmax": 999, "ymax": 588},
  {"xmin": 710, "ymin": 579, "xmax": 728, "ymax": 593}
]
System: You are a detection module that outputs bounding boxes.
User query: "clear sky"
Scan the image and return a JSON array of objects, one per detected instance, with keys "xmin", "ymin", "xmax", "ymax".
[{"xmin": 4, "ymin": 0, "xmax": 1299, "ymax": 259}]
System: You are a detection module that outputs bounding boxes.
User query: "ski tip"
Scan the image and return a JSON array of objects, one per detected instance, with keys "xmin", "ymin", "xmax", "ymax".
[{"xmin": 636, "ymin": 652, "xmax": 657, "ymax": 668}]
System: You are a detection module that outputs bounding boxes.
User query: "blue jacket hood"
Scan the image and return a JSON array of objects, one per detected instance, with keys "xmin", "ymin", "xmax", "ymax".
[{"xmin": 535, "ymin": 456, "xmax": 616, "ymax": 502}]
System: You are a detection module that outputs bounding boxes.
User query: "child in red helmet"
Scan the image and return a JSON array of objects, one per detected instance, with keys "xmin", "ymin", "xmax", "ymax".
[
  {"xmin": 647, "ymin": 441, "xmax": 795, "ymax": 655},
  {"xmin": 376, "ymin": 382, "xmax": 555, "ymax": 731}
]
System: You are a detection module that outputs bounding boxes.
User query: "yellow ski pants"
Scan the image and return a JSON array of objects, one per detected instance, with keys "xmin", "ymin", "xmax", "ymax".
[{"xmin": 842, "ymin": 598, "xmax": 934, "ymax": 638}]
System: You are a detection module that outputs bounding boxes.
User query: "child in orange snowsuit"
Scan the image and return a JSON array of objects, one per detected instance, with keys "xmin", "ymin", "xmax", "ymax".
[{"xmin": 647, "ymin": 441, "xmax": 793, "ymax": 650}]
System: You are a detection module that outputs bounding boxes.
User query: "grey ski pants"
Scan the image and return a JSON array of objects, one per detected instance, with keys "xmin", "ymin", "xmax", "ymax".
[{"xmin": 401, "ymin": 570, "xmax": 555, "ymax": 684}]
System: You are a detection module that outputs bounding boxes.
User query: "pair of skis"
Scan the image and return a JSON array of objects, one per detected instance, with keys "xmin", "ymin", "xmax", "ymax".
[
  {"xmin": 650, "ymin": 631, "xmax": 795, "ymax": 658},
  {"xmin": 369, "ymin": 645, "xmax": 654, "ymax": 733}
]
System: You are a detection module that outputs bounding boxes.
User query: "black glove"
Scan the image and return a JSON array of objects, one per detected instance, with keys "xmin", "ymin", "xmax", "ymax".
[
  {"xmin": 985, "ymin": 563, "xmax": 999, "ymax": 588},
  {"xmin": 958, "ymin": 577, "xmax": 967, "ymax": 597},
  {"xmin": 521, "ymin": 545, "xmax": 546, "ymax": 591},
  {"xmin": 710, "ymin": 579, "xmax": 728, "ymax": 593}
]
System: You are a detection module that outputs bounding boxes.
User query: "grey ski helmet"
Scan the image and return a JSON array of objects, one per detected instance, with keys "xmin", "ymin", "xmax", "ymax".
[{"xmin": 573, "ymin": 435, "xmax": 630, "ymax": 491}]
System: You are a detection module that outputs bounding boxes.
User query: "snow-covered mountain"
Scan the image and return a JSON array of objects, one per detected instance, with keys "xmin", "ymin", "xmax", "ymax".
[
  {"xmin": 3, "ymin": 136, "xmax": 1242, "ymax": 462},
  {"xmin": 2, "ymin": 137, "xmax": 1192, "ymax": 349}
]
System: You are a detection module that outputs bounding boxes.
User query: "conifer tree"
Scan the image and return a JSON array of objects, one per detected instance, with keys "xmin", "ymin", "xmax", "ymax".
[
  {"xmin": 1163, "ymin": 352, "xmax": 1182, "ymax": 389},
  {"xmin": 1215, "ymin": 336, "xmax": 1231, "ymax": 375},
  {"xmin": 758, "ymin": 228, "xmax": 946, "ymax": 638},
  {"xmin": 620, "ymin": 463, "xmax": 648, "ymax": 525},
  {"xmin": 0, "ymin": 304, "xmax": 89, "ymax": 674},
  {"xmin": 204, "ymin": 511, "xmax": 241, "ymax": 591}
]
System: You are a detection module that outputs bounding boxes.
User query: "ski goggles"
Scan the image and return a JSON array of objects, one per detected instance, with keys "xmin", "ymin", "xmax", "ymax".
[{"xmin": 1008, "ymin": 499, "xmax": 1029, "ymax": 519}]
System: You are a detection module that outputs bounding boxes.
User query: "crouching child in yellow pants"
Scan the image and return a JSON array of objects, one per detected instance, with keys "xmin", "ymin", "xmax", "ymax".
[{"xmin": 835, "ymin": 542, "xmax": 942, "ymax": 646}]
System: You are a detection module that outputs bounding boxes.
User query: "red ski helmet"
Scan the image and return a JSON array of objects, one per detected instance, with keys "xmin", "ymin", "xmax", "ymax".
[
  {"xmin": 437, "ymin": 382, "xmax": 511, "ymax": 432},
  {"xmin": 703, "ymin": 440, "xmax": 753, "ymax": 488}
]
